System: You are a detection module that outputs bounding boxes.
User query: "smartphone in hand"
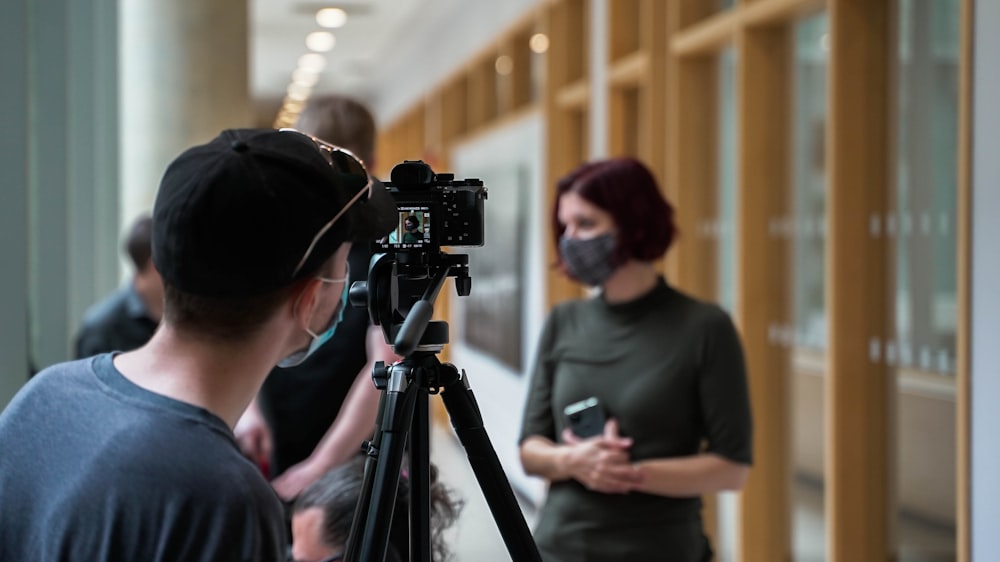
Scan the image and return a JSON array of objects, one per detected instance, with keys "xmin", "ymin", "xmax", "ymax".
[{"xmin": 563, "ymin": 397, "xmax": 606, "ymax": 438}]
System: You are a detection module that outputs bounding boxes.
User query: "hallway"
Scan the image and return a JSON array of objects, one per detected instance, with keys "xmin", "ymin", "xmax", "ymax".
[{"xmin": 431, "ymin": 423, "xmax": 955, "ymax": 561}]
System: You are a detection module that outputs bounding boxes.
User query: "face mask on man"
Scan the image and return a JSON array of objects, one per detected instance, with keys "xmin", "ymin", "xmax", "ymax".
[
  {"xmin": 277, "ymin": 276, "xmax": 350, "ymax": 368},
  {"xmin": 558, "ymin": 232, "xmax": 619, "ymax": 287}
]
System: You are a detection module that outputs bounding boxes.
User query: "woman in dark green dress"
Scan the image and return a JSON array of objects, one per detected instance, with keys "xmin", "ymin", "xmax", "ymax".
[{"xmin": 519, "ymin": 158, "xmax": 753, "ymax": 562}]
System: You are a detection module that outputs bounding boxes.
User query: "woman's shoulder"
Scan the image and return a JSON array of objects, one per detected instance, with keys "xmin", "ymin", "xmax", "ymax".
[
  {"xmin": 662, "ymin": 284, "xmax": 734, "ymax": 327},
  {"xmin": 548, "ymin": 293, "xmax": 602, "ymax": 320}
]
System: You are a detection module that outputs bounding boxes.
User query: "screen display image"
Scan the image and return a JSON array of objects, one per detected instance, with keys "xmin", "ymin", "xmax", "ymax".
[{"xmin": 380, "ymin": 206, "xmax": 431, "ymax": 250}]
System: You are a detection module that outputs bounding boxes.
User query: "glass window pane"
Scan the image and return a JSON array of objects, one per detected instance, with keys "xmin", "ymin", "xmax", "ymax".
[
  {"xmin": 792, "ymin": 14, "xmax": 829, "ymax": 352},
  {"xmin": 714, "ymin": 44, "xmax": 739, "ymax": 562},
  {"xmin": 717, "ymin": 46, "xmax": 738, "ymax": 316},
  {"xmin": 894, "ymin": 0, "xmax": 959, "ymax": 375},
  {"xmin": 893, "ymin": 0, "xmax": 959, "ymax": 559},
  {"xmin": 791, "ymin": 12, "xmax": 829, "ymax": 562}
]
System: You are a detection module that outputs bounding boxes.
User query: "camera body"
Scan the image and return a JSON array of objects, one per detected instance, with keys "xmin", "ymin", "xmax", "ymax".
[
  {"xmin": 374, "ymin": 160, "xmax": 487, "ymax": 253},
  {"xmin": 351, "ymin": 160, "xmax": 486, "ymax": 354}
]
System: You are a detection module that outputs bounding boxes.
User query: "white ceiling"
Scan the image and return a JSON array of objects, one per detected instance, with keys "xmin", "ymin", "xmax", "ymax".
[
  {"xmin": 250, "ymin": 0, "xmax": 427, "ymax": 105},
  {"xmin": 249, "ymin": 0, "xmax": 547, "ymax": 125}
]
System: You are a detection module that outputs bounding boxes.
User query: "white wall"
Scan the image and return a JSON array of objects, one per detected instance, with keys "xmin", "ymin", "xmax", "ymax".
[
  {"xmin": 971, "ymin": 0, "xmax": 1000, "ymax": 558},
  {"xmin": 0, "ymin": 0, "xmax": 30, "ymax": 404},
  {"xmin": 0, "ymin": 0, "xmax": 120, "ymax": 393},
  {"xmin": 364, "ymin": 0, "xmax": 546, "ymax": 126},
  {"xmin": 448, "ymin": 113, "xmax": 548, "ymax": 505}
]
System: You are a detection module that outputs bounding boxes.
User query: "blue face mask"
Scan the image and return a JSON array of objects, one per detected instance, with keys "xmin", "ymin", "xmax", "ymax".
[{"xmin": 277, "ymin": 275, "xmax": 350, "ymax": 368}]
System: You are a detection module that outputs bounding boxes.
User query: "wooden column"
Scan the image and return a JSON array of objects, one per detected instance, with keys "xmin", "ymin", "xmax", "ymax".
[
  {"xmin": 736, "ymin": 24, "xmax": 792, "ymax": 562},
  {"xmin": 825, "ymin": 0, "xmax": 890, "ymax": 560},
  {"xmin": 544, "ymin": 0, "xmax": 588, "ymax": 308},
  {"xmin": 667, "ymin": 55, "xmax": 717, "ymax": 301},
  {"xmin": 644, "ymin": 0, "xmax": 669, "ymax": 188},
  {"xmin": 665, "ymin": 2, "xmax": 723, "ymax": 547}
]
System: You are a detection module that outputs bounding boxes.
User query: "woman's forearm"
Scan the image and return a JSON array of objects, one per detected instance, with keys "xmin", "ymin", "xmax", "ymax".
[
  {"xmin": 633, "ymin": 453, "xmax": 749, "ymax": 497},
  {"xmin": 519, "ymin": 436, "xmax": 573, "ymax": 482}
]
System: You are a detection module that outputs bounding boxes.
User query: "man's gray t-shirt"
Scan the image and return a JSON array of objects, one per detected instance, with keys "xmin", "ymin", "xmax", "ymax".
[{"xmin": 0, "ymin": 354, "xmax": 286, "ymax": 561}]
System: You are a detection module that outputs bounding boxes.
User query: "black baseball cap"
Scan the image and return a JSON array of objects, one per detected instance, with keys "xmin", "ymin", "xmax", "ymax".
[{"xmin": 151, "ymin": 128, "xmax": 395, "ymax": 297}]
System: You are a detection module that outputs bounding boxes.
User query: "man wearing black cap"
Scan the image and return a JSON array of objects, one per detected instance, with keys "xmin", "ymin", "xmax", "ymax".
[
  {"xmin": 236, "ymin": 95, "xmax": 400, "ymax": 504},
  {"xmin": 0, "ymin": 128, "xmax": 392, "ymax": 561}
]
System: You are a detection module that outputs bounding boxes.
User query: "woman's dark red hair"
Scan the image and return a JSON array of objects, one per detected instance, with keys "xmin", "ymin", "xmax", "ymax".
[{"xmin": 552, "ymin": 158, "xmax": 677, "ymax": 265}]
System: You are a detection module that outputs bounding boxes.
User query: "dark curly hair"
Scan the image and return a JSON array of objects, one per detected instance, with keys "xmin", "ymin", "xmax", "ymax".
[{"xmin": 293, "ymin": 455, "xmax": 463, "ymax": 561}]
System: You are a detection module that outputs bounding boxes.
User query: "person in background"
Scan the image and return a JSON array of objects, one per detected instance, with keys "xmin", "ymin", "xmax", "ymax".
[
  {"xmin": 236, "ymin": 94, "xmax": 399, "ymax": 501},
  {"xmin": 74, "ymin": 213, "xmax": 162, "ymax": 358},
  {"xmin": 518, "ymin": 158, "xmax": 753, "ymax": 561},
  {"xmin": 0, "ymin": 128, "xmax": 390, "ymax": 561},
  {"xmin": 401, "ymin": 215, "xmax": 423, "ymax": 243},
  {"xmin": 290, "ymin": 456, "xmax": 462, "ymax": 562}
]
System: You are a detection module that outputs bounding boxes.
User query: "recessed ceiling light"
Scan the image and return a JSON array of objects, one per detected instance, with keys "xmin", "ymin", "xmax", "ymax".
[
  {"xmin": 316, "ymin": 8, "xmax": 347, "ymax": 29},
  {"xmin": 529, "ymin": 33, "xmax": 549, "ymax": 54},
  {"xmin": 297, "ymin": 53, "xmax": 327, "ymax": 73},
  {"xmin": 495, "ymin": 55, "xmax": 513, "ymax": 76},
  {"xmin": 306, "ymin": 31, "xmax": 336, "ymax": 53},
  {"xmin": 286, "ymin": 82, "xmax": 312, "ymax": 101},
  {"xmin": 292, "ymin": 68, "xmax": 320, "ymax": 87}
]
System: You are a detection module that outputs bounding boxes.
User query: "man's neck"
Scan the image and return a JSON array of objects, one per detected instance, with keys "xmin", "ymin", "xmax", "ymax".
[{"xmin": 113, "ymin": 326, "xmax": 283, "ymax": 428}]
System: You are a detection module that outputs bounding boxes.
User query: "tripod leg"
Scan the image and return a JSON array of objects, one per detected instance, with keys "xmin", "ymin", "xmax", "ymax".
[
  {"xmin": 409, "ymin": 384, "xmax": 432, "ymax": 562},
  {"xmin": 346, "ymin": 364, "xmax": 418, "ymax": 562},
  {"xmin": 344, "ymin": 361, "xmax": 392, "ymax": 562},
  {"xmin": 439, "ymin": 365, "xmax": 542, "ymax": 562}
]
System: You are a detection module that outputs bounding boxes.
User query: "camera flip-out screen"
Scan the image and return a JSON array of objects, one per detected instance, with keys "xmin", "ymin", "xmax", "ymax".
[{"xmin": 377, "ymin": 206, "xmax": 431, "ymax": 250}]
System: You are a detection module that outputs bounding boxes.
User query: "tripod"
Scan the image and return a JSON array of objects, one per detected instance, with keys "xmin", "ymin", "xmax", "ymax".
[{"xmin": 344, "ymin": 253, "xmax": 541, "ymax": 562}]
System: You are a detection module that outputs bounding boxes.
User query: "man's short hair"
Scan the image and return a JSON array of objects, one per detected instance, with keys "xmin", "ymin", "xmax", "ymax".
[
  {"xmin": 295, "ymin": 95, "xmax": 376, "ymax": 165},
  {"xmin": 162, "ymin": 282, "xmax": 299, "ymax": 342},
  {"xmin": 124, "ymin": 214, "xmax": 153, "ymax": 271}
]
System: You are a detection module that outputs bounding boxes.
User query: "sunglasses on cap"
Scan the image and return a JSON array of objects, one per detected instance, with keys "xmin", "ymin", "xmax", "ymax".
[{"xmin": 278, "ymin": 128, "xmax": 373, "ymax": 277}]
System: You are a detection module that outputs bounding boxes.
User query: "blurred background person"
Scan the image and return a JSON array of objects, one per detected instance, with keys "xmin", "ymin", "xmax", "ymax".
[
  {"xmin": 519, "ymin": 158, "xmax": 753, "ymax": 562},
  {"xmin": 236, "ymin": 94, "xmax": 399, "ymax": 502},
  {"xmin": 290, "ymin": 456, "xmax": 462, "ymax": 562},
  {"xmin": 74, "ymin": 213, "xmax": 162, "ymax": 358}
]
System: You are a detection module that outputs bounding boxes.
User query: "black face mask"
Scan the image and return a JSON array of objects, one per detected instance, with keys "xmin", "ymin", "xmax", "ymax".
[{"xmin": 559, "ymin": 233, "xmax": 618, "ymax": 287}]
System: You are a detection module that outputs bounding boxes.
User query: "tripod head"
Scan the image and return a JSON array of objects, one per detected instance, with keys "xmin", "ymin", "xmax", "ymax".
[
  {"xmin": 349, "ymin": 251, "xmax": 471, "ymax": 357},
  {"xmin": 347, "ymin": 159, "xmax": 483, "ymax": 357}
]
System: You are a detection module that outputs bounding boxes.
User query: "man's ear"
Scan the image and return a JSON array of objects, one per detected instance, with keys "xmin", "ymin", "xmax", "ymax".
[{"xmin": 290, "ymin": 277, "xmax": 323, "ymax": 331}]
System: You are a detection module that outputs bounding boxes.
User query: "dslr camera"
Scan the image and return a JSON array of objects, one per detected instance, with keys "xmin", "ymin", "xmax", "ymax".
[
  {"xmin": 375, "ymin": 160, "xmax": 486, "ymax": 253},
  {"xmin": 354, "ymin": 160, "xmax": 487, "ymax": 355}
]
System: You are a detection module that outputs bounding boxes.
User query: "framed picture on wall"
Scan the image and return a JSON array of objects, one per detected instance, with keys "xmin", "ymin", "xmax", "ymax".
[{"xmin": 459, "ymin": 164, "xmax": 528, "ymax": 372}]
